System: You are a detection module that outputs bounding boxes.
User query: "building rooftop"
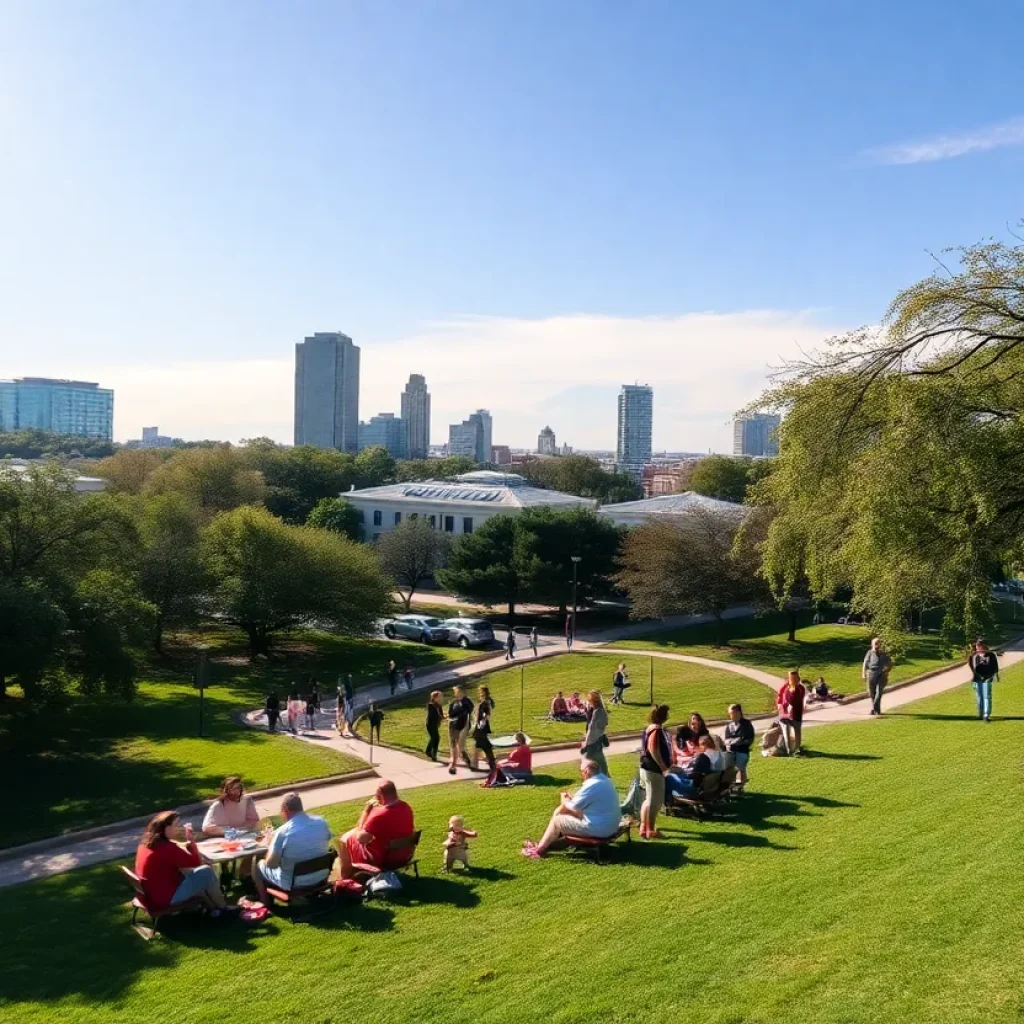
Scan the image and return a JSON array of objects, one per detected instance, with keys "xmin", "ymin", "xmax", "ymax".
[
  {"xmin": 345, "ymin": 470, "xmax": 593, "ymax": 510},
  {"xmin": 599, "ymin": 491, "xmax": 746, "ymax": 518}
]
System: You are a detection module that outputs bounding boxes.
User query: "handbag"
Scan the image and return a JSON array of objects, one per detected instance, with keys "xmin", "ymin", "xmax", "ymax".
[
  {"xmin": 367, "ymin": 871, "xmax": 403, "ymax": 896},
  {"xmin": 601, "ymin": 734, "xmax": 610, "ymax": 748}
]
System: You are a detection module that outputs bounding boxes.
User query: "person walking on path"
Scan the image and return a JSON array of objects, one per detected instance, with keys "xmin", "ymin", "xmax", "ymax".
[
  {"xmin": 639, "ymin": 704, "xmax": 671, "ymax": 840},
  {"xmin": 264, "ymin": 692, "xmax": 281, "ymax": 733},
  {"xmin": 776, "ymin": 671, "xmax": 806, "ymax": 754},
  {"xmin": 367, "ymin": 703, "xmax": 385, "ymax": 744},
  {"xmin": 286, "ymin": 691, "xmax": 302, "ymax": 734},
  {"xmin": 403, "ymin": 665, "xmax": 415, "ymax": 691},
  {"xmin": 505, "ymin": 628, "xmax": 517, "ymax": 661},
  {"xmin": 387, "ymin": 660, "xmax": 400, "ymax": 696},
  {"xmin": 304, "ymin": 694, "xmax": 317, "ymax": 731},
  {"xmin": 447, "ymin": 686, "xmax": 475, "ymax": 775},
  {"xmin": 968, "ymin": 639, "xmax": 1000, "ymax": 722},
  {"xmin": 581, "ymin": 690, "xmax": 609, "ymax": 775},
  {"xmin": 337, "ymin": 674, "xmax": 356, "ymax": 737},
  {"xmin": 472, "ymin": 685, "xmax": 497, "ymax": 772},
  {"xmin": 530, "ymin": 626, "xmax": 539, "ymax": 658},
  {"xmin": 565, "ymin": 614, "xmax": 574, "ymax": 651},
  {"xmin": 425, "ymin": 690, "xmax": 445, "ymax": 760},
  {"xmin": 610, "ymin": 663, "xmax": 630, "ymax": 704},
  {"xmin": 862, "ymin": 638, "xmax": 892, "ymax": 716}
]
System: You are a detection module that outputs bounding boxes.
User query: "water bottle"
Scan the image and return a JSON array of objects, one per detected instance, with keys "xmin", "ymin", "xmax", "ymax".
[{"xmin": 225, "ymin": 827, "xmax": 236, "ymax": 841}]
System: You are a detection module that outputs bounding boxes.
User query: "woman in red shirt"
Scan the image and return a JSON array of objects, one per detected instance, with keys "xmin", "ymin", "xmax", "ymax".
[
  {"xmin": 135, "ymin": 811, "xmax": 231, "ymax": 914},
  {"xmin": 499, "ymin": 732, "xmax": 533, "ymax": 779},
  {"xmin": 776, "ymin": 670, "xmax": 807, "ymax": 754}
]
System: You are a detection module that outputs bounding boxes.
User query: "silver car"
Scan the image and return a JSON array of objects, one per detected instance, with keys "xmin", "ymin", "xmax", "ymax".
[
  {"xmin": 383, "ymin": 615, "xmax": 450, "ymax": 644},
  {"xmin": 442, "ymin": 618, "xmax": 495, "ymax": 649}
]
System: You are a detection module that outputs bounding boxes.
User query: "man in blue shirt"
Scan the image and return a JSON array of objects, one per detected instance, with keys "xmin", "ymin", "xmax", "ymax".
[
  {"xmin": 522, "ymin": 759, "xmax": 620, "ymax": 858},
  {"xmin": 253, "ymin": 792, "xmax": 332, "ymax": 900}
]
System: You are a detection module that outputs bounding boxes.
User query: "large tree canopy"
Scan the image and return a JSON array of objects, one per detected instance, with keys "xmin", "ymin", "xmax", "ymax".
[
  {"xmin": 755, "ymin": 234, "xmax": 1024, "ymax": 643},
  {"xmin": 144, "ymin": 446, "xmax": 266, "ymax": 512},
  {"xmin": 377, "ymin": 518, "xmax": 451, "ymax": 610},
  {"xmin": 514, "ymin": 455, "xmax": 642, "ymax": 503},
  {"xmin": 201, "ymin": 506, "xmax": 392, "ymax": 655}
]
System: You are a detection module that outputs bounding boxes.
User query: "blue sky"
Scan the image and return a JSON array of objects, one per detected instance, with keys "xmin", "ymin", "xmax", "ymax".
[{"xmin": 1, "ymin": 1, "xmax": 1022, "ymax": 449}]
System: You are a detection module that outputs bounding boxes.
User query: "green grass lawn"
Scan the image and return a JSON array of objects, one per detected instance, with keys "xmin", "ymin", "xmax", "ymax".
[
  {"xmin": 1, "ymin": 625, "xmax": 481, "ymax": 850},
  {"xmin": 609, "ymin": 614, "xmax": 977, "ymax": 693},
  {"xmin": 5, "ymin": 667, "xmax": 1024, "ymax": 1023},
  {"xmin": 355, "ymin": 652, "xmax": 776, "ymax": 754}
]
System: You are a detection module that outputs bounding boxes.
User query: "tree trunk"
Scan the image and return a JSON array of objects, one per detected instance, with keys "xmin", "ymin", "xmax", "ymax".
[
  {"xmin": 788, "ymin": 607, "xmax": 797, "ymax": 643},
  {"xmin": 153, "ymin": 613, "xmax": 164, "ymax": 655},
  {"xmin": 401, "ymin": 589, "xmax": 413, "ymax": 611},
  {"xmin": 508, "ymin": 600, "xmax": 516, "ymax": 625},
  {"xmin": 247, "ymin": 625, "xmax": 271, "ymax": 658}
]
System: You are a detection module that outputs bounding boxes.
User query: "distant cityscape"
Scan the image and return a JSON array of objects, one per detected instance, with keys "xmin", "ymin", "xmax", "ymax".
[{"xmin": 1, "ymin": 330, "xmax": 781, "ymax": 496}]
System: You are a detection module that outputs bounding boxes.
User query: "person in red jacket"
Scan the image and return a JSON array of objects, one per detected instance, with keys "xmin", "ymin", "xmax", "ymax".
[
  {"xmin": 135, "ymin": 811, "xmax": 232, "ymax": 915},
  {"xmin": 776, "ymin": 670, "xmax": 807, "ymax": 754}
]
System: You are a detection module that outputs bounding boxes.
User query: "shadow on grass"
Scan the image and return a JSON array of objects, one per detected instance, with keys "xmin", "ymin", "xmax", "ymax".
[
  {"xmin": 798, "ymin": 750, "xmax": 882, "ymax": 761},
  {"xmin": 305, "ymin": 901, "xmax": 396, "ymax": 933},
  {"xmin": 675, "ymin": 829, "xmax": 798, "ymax": 852},
  {"xmin": 893, "ymin": 712, "xmax": 1024, "ymax": 722}
]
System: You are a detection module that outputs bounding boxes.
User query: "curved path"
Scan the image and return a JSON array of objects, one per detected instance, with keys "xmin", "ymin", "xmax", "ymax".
[{"xmin": 3, "ymin": 632, "xmax": 1021, "ymax": 889}]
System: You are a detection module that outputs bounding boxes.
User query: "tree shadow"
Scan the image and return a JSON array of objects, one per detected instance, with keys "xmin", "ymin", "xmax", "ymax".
[{"xmin": 798, "ymin": 750, "xmax": 882, "ymax": 761}]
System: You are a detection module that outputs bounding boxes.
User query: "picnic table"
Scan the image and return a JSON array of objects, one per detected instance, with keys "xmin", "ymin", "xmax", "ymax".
[{"xmin": 197, "ymin": 833, "xmax": 269, "ymax": 888}]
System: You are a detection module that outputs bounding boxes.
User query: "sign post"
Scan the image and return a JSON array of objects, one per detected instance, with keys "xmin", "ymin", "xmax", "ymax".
[{"xmin": 649, "ymin": 655, "xmax": 654, "ymax": 706}]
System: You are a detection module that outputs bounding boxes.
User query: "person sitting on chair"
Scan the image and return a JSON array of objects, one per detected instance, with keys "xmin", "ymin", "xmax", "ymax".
[
  {"xmin": 338, "ymin": 780, "xmax": 415, "ymax": 880},
  {"xmin": 499, "ymin": 732, "xmax": 533, "ymax": 779},
  {"xmin": 252, "ymin": 793, "xmax": 332, "ymax": 902},
  {"xmin": 665, "ymin": 735, "xmax": 718, "ymax": 801},
  {"xmin": 521, "ymin": 759, "xmax": 620, "ymax": 859},
  {"xmin": 673, "ymin": 725, "xmax": 696, "ymax": 765}
]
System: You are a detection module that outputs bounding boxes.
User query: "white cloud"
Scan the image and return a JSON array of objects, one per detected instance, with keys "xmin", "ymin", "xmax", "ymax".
[
  {"xmin": 864, "ymin": 116, "xmax": 1024, "ymax": 166},
  {"xmin": 28, "ymin": 309, "xmax": 843, "ymax": 452}
]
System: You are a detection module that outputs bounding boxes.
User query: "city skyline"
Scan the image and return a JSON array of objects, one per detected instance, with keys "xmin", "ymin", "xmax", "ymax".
[{"xmin": 3, "ymin": 5, "xmax": 1021, "ymax": 451}]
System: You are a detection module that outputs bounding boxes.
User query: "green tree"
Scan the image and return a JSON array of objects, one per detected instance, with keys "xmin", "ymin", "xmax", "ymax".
[
  {"xmin": 515, "ymin": 455, "xmax": 642, "ymax": 503},
  {"xmin": 437, "ymin": 516, "xmax": 524, "ymax": 618},
  {"xmin": 241, "ymin": 442, "xmax": 357, "ymax": 524},
  {"xmin": 0, "ymin": 581, "xmax": 66, "ymax": 701},
  {"xmin": 202, "ymin": 506, "xmax": 392, "ymax": 655},
  {"xmin": 306, "ymin": 496, "xmax": 363, "ymax": 541},
  {"xmin": 395, "ymin": 456, "xmax": 475, "ymax": 481},
  {"xmin": 616, "ymin": 505, "xmax": 759, "ymax": 645},
  {"xmin": 0, "ymin": 429, "xmax": 116, "ymax": 460},
  {"xmin": 91, "ymin": 449, "xmax": 165, "ymax": 494},
  {"xmin": 687, "ymin": 456, "xmax": 754, "ymax": 504},
  {"xmin": 353, "ymin": 446, "xmax": 397, "ymax": 489},
  {"xmin": 377, "ymin": 518, "xmax": 451, "ymax": 610},
  {"xmin": 136, "ymin": 494, "xmax": 208, "ymax": 652},
  {"xmin": 144, "ymin": 446, "xmax": 266, "ymax": 513}
]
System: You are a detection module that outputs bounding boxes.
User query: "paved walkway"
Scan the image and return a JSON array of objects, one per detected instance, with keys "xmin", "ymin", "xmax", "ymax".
[{"xmin": 3, "ymin": 629, "xmax": 1017, "ymax": 889}]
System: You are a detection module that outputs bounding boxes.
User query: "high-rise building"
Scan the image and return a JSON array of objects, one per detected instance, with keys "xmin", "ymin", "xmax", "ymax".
[
  {"xmin": 294, "ymin": 332, "xmax": 360, "ymax": 451},
  {"xmin": 448, "ymin": 409, "xmax": 492, "ymax": 463},
  {"xmin": 358, "ymin": 413, "xmax": 408, "ymax": 459},
  {"xmin": 0, "ymin": 377, "xmax": 114, "ymax": 439},
  {"xmin": 732, "ymin": 412, "xmax": 781, "ymax": 457},
  {"xmin": 400, "ymin": 374, "xmax": 431, "ymax": 459},
  {"xmin": 616, "ymin": 384, "xmax": 653, "ymax": 476},
  {"xmin": 537, "ymin": 425, "xmax": 557, "ymax": 455}
]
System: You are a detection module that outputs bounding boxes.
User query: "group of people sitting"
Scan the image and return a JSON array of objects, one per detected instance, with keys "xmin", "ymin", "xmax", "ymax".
[
  {"xmin": 549, "ymin": 690, "xmax": 588, "ymax": 721},
  {"xmin": 133, "ymin": 776, "xmax": 418, "ymax": 919}
]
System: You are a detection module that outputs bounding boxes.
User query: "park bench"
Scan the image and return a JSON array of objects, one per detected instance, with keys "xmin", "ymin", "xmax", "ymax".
[
  {"xmin": 562, "ymin": 819, "xmax": 633, "ymax": 862},
  {"xmin": 262, "ymin": 851, "xmax": 338, "ymax": 920},
  {"xmin": 120, "ymin": 866, "xmax": 202, "ymax": 941},
  {"xmin": 350, "ymin": 829, "xmax": 423, "ymax": 880}
]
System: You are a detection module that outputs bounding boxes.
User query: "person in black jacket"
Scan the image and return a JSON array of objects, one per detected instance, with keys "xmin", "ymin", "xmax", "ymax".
[
  {"xmin": 446, "ymin": 686, "xmax": 475, "ymax": 775},
  {"xmin": 387, "ymin": 660, "xmax": 400, "ymax": 695},
  {"xmin": 264, "ymin": 692, "xmax": 280, "ymax": 733},
  {"xmin": 723, "ymin": 703, "xmax": 755, "ymax": 788},
  {"xmin": 968, "ymin": 639, "xmax": 1000, "ymax": 722},
  {"xmin": 425, "ymin": 690, "xmax": 445, "ymax": 760}
]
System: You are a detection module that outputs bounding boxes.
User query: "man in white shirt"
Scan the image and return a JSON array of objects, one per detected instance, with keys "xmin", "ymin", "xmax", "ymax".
[
  {"xmin": 253, "ymin": 793, "xmax": 332, "ymax": 900},
  {"xmin": 522, "ymin": 759, "xmax": 620, "ymax": 858}
]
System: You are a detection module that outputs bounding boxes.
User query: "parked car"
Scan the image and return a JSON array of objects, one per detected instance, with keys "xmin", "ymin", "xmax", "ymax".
[
  {"xmin": 442, "ymin": 618, "xmax": 495, "ymax": 649},
  {"xmin": 383, "ymin": 615, "xmax": 450, "ymax": 644}
]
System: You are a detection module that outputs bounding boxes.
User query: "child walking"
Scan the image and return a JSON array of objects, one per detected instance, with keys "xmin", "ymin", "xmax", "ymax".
[{"xmin": 442, "ymin": 815, "xmax": 478, "ymax": 872}]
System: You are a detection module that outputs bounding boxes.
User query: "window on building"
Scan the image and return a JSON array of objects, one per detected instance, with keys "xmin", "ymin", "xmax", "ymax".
[
  {"xmin": 373, "ymin": 510, "xmax": 382, "ymax": 526},
  {"xmin": 427, "ymin": 514, "xmax": 436, "ymax": 528},
  {"xmin": 444, "ymin": 515, "xmax": 454, "ymax": 533},
  {"xmin": 463, "ymin": 517, "xmax": 473, "ymax": 534},
  {"xmin": 394, "ymin": 511, "xmax": 402, "ymax": 525}
]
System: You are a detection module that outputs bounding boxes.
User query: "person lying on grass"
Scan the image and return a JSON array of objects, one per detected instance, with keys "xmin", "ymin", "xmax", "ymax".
[
  {"xmin": 522, "ymin": 758, "xmax": 621, "ymax": 859},
  {"xmin": 338, "ymin": 780, "xmax": 416, "ymax": 879}
]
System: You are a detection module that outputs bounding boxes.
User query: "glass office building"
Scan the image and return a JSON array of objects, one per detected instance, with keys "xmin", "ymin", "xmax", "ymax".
[
  {"xmin": 358, "ymin": 413, "xmax": 408, "ymax": 458},
  {"xmin": 294, "ymin": 332, "xmax": 360, "ymax": 451},
  {"xmin": 732, "ymin": 412, "xmax": 781, "ymax": 457},
  {"xmin": 616, "ymin": 384, "xmax": 653, "ymax": 476},
  {"xmin": 0, "ymin": 378, "xmax": 114, "ymax": 439}
]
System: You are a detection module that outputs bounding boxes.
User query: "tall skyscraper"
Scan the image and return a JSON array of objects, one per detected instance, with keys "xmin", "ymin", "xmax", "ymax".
[
  {"xmin": 358, "ymin": 413, "xmax": 408, "ymax": 458},
  {"xmin": 0, "ymin": 377, "xmax": 114, "ymax": 439},
  {"xmin": 293, "ymin": 332, "xmax": 360, "ymax": 451},
  {"xmin": 732, "ymin": 412, "xmax": 781, "ymax": 457},
  {"xmin": 448, "ymin": 409, "xmax": 493, "ymax": 463},
  {"xmin": 616, "ymin": 384, "xmax": 653, "ymax": 475},
  {"xmin": 537, "ymin": 425, "xmax": 557, "ymax": 455},
  {"xmin": 400, "ymin": 374, "xmax": 431, "ymax": 459}
]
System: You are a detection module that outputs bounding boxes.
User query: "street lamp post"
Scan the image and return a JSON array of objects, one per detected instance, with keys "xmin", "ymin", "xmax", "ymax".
[{"xmin": 570, "ymin": 556, "xmax": 581, "ymax": 651}]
